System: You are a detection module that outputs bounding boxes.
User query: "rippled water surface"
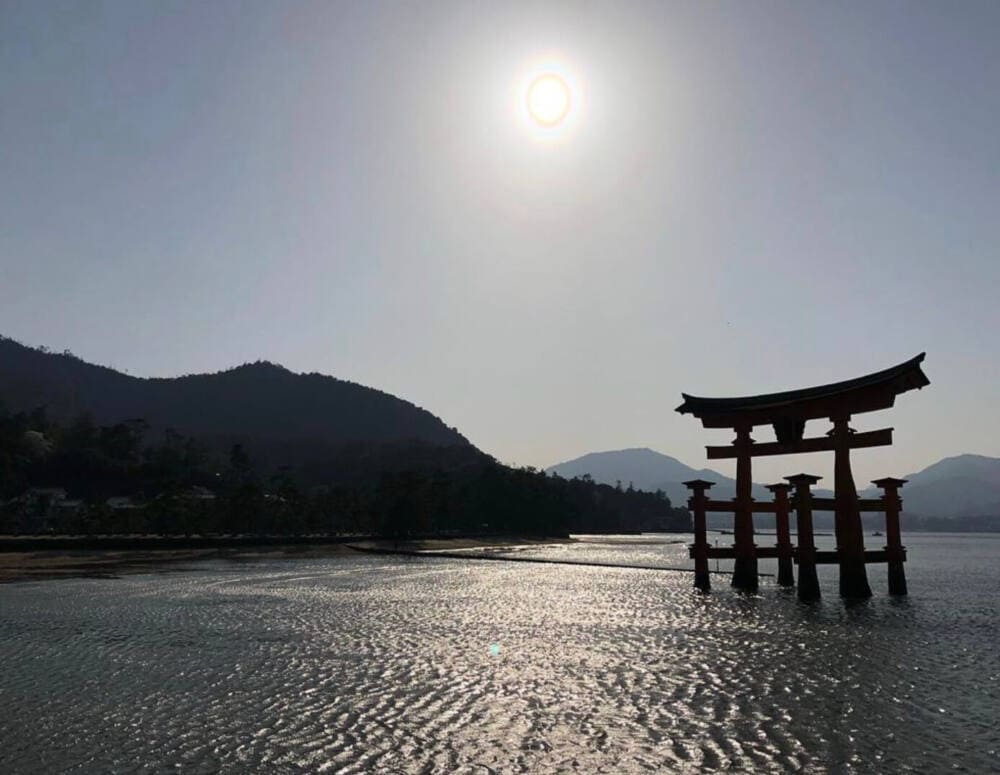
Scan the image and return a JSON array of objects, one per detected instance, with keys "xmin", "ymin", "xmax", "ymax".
[{"xmin": 1, "ymin": 534, "xmax": 998, "ymax": 773}]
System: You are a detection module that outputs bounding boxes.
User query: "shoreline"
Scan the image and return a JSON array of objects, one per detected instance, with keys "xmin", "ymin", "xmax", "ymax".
[{"xmin": 0, "ymin": 535, "xmax": 574, "ymax": 584}]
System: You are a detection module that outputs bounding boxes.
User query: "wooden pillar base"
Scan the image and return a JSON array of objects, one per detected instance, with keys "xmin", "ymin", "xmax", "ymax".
[
  {"xmin": 777, "ymin": 551, "xmax": 795, "ymax": 587},
  {"xmin": 888, "ymin": 563, "xmax": 907, "ymax": 596},
  {"xmin": 838, "ymin": 553, "xmax": 872, "ymax": 599},
  {"xmin": 694, "ymin": 567, "xmax": 711, "ymax": 592},
  {"xmin": 798, "ymin": 567, "xmax": 821, "ymax": 601},
  {"xmin": 887, "ymin": 549, "xmax": 907, "ymax": 596},
  {"xmin": 797, "ymin": 548, "xmax": 821, "ymax": 602},
  {"xmin": 731, "ymin": 554, "xmax": 758, "ymax": 591}
]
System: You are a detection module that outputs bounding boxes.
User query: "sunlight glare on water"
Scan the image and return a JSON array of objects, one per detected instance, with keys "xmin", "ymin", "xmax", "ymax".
[{"xmin": 0, "ymin": 534, "xmax": 997, "ymax": 773}]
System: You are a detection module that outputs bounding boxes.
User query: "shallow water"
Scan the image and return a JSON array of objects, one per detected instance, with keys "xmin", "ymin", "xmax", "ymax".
[{"xmin": 1, "ymin": 533, "xmax": 997, "ymax": 773}]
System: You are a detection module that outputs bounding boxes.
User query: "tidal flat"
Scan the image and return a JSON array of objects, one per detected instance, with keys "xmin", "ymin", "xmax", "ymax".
[
  {"xmin": 1, "ymin": 533, "xmax": 997, "ymax": 773},
  {"xmin": 0, "ymin": 535, "xmax": 569, "ymax": 583}
]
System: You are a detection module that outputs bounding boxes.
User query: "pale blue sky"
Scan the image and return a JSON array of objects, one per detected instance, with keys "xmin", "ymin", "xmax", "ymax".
[{"xmin": 2, "ymin": 1, "xmax": 998, "ymax": 484}]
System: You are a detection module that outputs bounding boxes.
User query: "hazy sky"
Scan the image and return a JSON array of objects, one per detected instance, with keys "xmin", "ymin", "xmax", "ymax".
[{"xmin": 2, "ymin": 1, "xmax": 998, "ymax": 485}]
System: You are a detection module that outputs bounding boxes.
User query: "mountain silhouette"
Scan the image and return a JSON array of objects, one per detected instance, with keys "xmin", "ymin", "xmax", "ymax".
[
  {"xmin": 0, "ymin": 337, "xmax": 472, "ymax": 472},
  {"xmin": 546, "ymin": 447, "xmax": 775, "ymax": 505},
  {"xmin": 860, "ymin": 454, "xmax": 1000, "ymax": 517},
  {"xmin": 549, "ymin": 447, "xmax": 1000, "ymax": 520}
]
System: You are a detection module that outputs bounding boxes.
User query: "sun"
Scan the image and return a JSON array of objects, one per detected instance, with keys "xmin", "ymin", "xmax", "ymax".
[
  {"xmin": 526, "ymin": 74, "xmax": 571, "ymax": 127},
  {"xmin": 514, "ymin": 58, "xmax": 582, "ymax": 139}
]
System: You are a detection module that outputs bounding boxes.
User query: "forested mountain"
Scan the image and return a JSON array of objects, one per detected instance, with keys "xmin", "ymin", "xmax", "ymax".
[
  {"xmin": 0, "ymin": 336, "xmax": 470, "ymax": 463},
  {"xmin": 0, "ymin": 337, "xmax": 691, "ymax": 536}
]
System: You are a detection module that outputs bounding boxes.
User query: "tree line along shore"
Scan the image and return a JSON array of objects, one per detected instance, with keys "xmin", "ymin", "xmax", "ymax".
[{"xmin": 0, "ymin": 406, "xmax": 692, "ymax": 540}]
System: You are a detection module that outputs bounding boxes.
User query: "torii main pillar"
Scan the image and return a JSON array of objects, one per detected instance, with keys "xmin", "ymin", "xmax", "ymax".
[
  {"xmin": 831, "ymin": 414, "xmax": 871, "ymax": 598},
  {"xmin": 731, "ymin": 423, "xmax": 758, "ymax": 591}
]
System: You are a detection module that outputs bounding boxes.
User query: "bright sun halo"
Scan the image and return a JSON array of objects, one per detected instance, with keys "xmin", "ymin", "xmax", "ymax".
[{"xmin": 526, "ymin": 74, "xmax": 571, "ymax": 127}]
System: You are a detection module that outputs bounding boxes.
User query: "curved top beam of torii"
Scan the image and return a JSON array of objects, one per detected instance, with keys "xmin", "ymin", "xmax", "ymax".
[{"xmin": 676, "ymin": 353, "xmax": 930, "ymax": 432}]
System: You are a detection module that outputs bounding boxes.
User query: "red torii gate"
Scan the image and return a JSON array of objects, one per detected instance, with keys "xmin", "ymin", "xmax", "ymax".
[{"xmin": 676, "ymin": 354, "xmax": 929, "ymax": 599}]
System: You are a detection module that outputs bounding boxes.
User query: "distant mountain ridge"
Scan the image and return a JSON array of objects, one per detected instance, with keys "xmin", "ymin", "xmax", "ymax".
[
  {"xmin": 0, "ymin": 336, "xmax": 472, "ymax": 462},
  {"xmin": 547, "ymin": 448, "xmax": 1000, "ymax": 519},
  {"xmin": 863, "ymin": 454, "xmax": 1000, "ymax": 518},
  {"xmin": 545, "ymin": 448, "xmax": 773, "ymax": 507}
]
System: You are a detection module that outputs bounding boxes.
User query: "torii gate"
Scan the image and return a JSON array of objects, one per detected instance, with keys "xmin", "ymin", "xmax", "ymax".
[{"xmin": 676, "ymin": 354, "xmax": 929, "ymax": 599}]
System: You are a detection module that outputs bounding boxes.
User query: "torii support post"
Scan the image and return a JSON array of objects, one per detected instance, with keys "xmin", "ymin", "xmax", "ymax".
[
  {"xmin": 732, "ymin": 424, "xmax": 758, "ymax": 591},
  {"xmin": 787, "ymin": 474, "xmax": 821, "ymax": 602},
  {"xmin": 831, "ymin": 416, "xmax": 872, "ymax": 599},
  {"xmin": 685, "ymin": 480, "xmax": 714, "ymax": 591},
  {"xmin": 766, "ymin": 483, "xmax": 794, "ymax": 587},
  {"xmin": 873, "ymin": 477, "xmax": 908, "ymax": 595}
]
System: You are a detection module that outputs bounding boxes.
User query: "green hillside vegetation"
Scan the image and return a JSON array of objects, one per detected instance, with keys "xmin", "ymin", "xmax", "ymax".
[{"xmin": 0, "ymin": 406, "xmax": 691, "ymax": 537}]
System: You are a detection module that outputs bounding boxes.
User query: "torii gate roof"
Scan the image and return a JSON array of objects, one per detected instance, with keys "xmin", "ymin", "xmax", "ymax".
[{"xmin": 676, "ymin": 353, "xmax": 929, "ymax": 429}]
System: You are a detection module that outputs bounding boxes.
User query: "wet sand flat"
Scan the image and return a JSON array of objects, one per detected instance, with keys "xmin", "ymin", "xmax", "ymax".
[{"xmin": 0, "ymin": 536, "xmax": 572, "ymax": 583}]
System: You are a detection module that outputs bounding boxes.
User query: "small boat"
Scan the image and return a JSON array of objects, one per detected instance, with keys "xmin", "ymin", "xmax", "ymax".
[{"xmin": 872, "ymin": 530, "xmax": 883, "ymax": 537}]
